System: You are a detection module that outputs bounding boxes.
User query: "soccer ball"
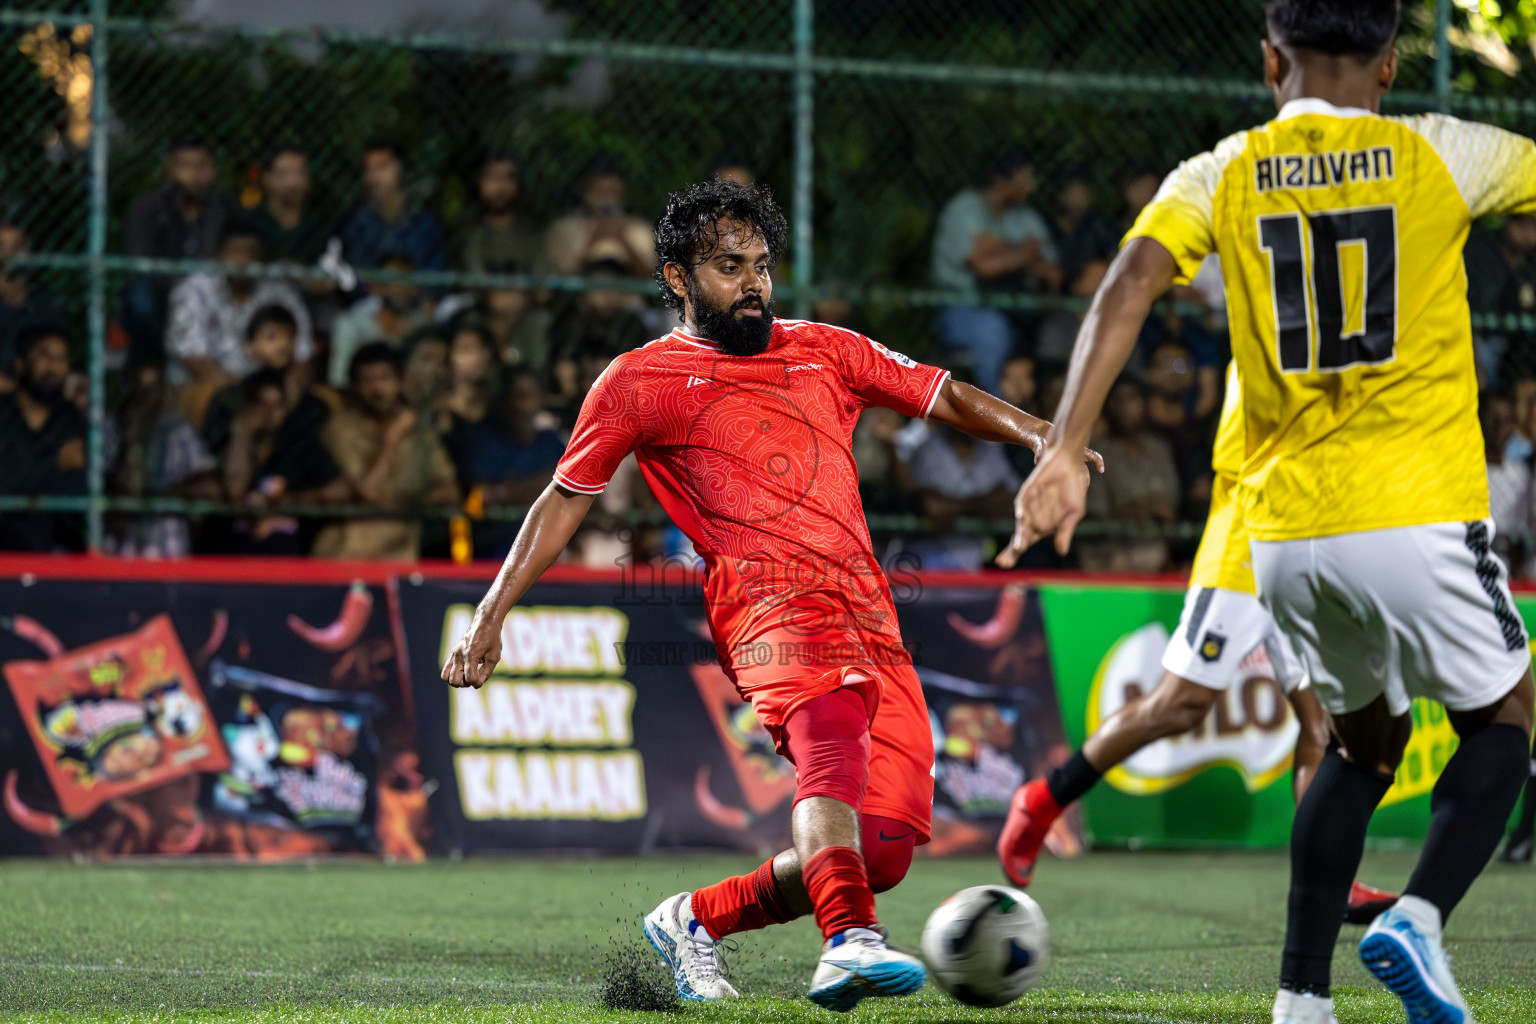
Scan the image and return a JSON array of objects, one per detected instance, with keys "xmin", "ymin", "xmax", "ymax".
[{"xmin": 920, "ymin": 884, "xmax": 1049, "ymax": 1007}]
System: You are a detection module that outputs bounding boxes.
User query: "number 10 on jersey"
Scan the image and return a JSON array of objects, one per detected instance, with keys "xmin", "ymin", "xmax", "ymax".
[{"xmin": 1258, "ymin": 204, "xmax": 1398, "ymax": 373}]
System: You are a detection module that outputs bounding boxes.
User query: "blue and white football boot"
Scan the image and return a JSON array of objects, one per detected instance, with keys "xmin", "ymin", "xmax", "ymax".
[
  {"xmin": 642, "ymin": 892, "xmax": 740, "ymax": 1001},
  {"xmin": 1359, "ymin": 895, "xmax": 1475, "ymax": 1024},
  {"xmin": 1271, "ymin": 989, "xmax": 1338, "ymax": 1024},
  {"xmin": 806, "ymin": 926, "xmax": 926, "ymax": 1013}
]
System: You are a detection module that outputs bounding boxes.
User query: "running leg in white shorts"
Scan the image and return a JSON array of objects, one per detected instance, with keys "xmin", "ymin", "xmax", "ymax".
[
  {"xmin": 1250, "ymin": 520, "xmax": 1531, "ymax": 716},
  {"xmin": 1162, "ymin": 585, "xmax": 1307, "ymax": 692}
]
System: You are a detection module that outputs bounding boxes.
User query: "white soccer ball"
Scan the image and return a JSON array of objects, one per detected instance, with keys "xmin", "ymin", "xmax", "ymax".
[{"xmin": 920, "ymin": 884, "xmax": 1049, "ymax": 1007}]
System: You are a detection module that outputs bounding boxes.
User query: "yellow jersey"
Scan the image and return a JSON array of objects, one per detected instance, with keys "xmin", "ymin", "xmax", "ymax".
[
  {"xmin": 1127, "ymin": 98, "xmax": 1536, "ymax": 541},
  {"xmin": 1189, "ymin": 363, "xmax": 1255, "ymax": 593}
]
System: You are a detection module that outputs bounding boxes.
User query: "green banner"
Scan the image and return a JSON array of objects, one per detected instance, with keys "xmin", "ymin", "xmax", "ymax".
[{"xmin": 1035, "ymin": 584, "xmax": 1533, "ymax": 849}]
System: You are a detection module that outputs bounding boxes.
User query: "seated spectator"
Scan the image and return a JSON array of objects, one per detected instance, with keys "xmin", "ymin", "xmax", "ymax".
[
  {"xmin": 902, "ymin": 422, "xmax": 1020, "ymax": 570},
  {"xmin": 122, "ymin": 137, "xmax": 232, "ymax": 362},
  {"xmin": 475, "ymin": 260, "xmax": 551, "ymax": 369},
  {"xmin": 0, "ymin": 213, "xmax": 67, "ymax": 387},
  {"xmin": 402, "ymin": 327, "xmax": 451, "ymax": 411},
  {"xmin": 1080, "ymin": 376, "xmax": 1179, "ymax": 573},
  {"xmin": 851, "ymin": 405, "xmax": 908, "ymax": 515},
  {"xmin": 251, "ymin": 143, "xmax": 331, "ymax": 266},
  {"xmin": 327, "ymin": 253, "xmax": 435, "ymax": 386},
  {"xmin": 933, "ymin": 147, "xmax": 1061, "ymax": 395},
  {"xmin": 997, "ymin": 355, "xmax": 1038, "ymax": 479},
  {"xmin": 1482, "ymin": 389, "xmax": 1532, "ymax": 571},
  {"xmin": 1117, "ymin": 165, "xmax": 1163, "ymax": 230},
  {"xmin": 1144, "ymin": 340, "xmax": 1209, "ymax": 501},
  {"xmin": 545, "ymin": 155, "xmax": 656, "ymax": 278},
  {"xmin": 201, "ymin": 304, "xmax": 316, "ymax": 460},
  {"xmin": 166, "ymin": 217, "xmax": 314, "ymax": 416},
  {"xmin": 452, "ymin": 151, "xmax": 541, "ymax": 274},
  {"xmin": 1466, "ymin": 215, "xmax": 1536, "ymax": 385},
  {"xmin": 103, "ymin": 360, "xmax": 220, "ymax": 557},
  {"xmin": 336, "ymin": 141, "xmax": 445, "ymax": 273},
  {"xmin": 314, "ymin": 343, "xmax": 458, "ymax": 561},
  {"xmin": 461, "ymin": 367, "xmax": 565, "ymax": 559},
  {"xmin": 0, "ymin": 326, "xmax": 85, "ymax": 550},
  {"xmin": 546, "ymin": 260, "xmax": 648, "ymax": 421},
  {"xmin": 1050, "ymin": 165, "xmax": 1120, "ymax": 286},
  {"xmin": 1036, "ymin": 258, "xmax": 1108, "ymax": 364},
  {"xmin": 436, "ymin": 320, "xmax": 498, "ymax": 476}
]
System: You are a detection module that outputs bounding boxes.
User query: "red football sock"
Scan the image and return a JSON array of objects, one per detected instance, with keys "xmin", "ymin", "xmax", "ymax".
[
  {"xmin": 690, "ymin": 858, "xmax": 795, "ymax": 939},
  {"xmin": 803, "ymin": 845, "xmax": 877, "ymax": 939}
]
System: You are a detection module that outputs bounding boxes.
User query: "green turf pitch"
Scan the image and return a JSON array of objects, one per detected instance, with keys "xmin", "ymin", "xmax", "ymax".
[{"xmin": 0, "ymin": 851, "xmax": 1531, "ymax": 1023}]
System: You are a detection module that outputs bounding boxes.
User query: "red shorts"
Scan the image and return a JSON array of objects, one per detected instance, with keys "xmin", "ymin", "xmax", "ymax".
[{"xmin": 724, "ymin": 632, "xmax": 935, "ymax": 844}]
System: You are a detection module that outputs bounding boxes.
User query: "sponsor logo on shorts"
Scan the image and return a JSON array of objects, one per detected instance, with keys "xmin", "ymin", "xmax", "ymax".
[{"xmin": 1199, "ymin": 632, "xmax": 1226, "ymax": 662}]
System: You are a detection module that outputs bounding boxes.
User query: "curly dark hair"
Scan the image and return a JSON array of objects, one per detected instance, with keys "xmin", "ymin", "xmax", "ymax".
[
  {"xmin": 653, "ymin": 179, "xmax": 788, "ymax": 312},
  {"xmin": 1266, "ymin": 0, "xmax": 1398, "ymax": 57}
]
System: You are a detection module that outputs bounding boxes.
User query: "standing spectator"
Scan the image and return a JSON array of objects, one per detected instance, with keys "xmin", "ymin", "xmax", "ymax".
[
  {"xmin": 544, "ymin": 155, "xmax": 656, "ymax": 278},
  {"xmin": 0, "ymin": 326, "xmax": 85, "ymax": 550},
  {"xmin": 546, "ymin": 259, "xmax": 649, "ymax": 421},
  {"xmin": 166, "ymin": 218, "xmax": 313, "ymax": 418},
  {"xmin": 1036, "ymin": 258, "xmax": 1109, "ymax": 364},
  {"xmin": 436, "ymin": 320, "xmax": 498, "ymax": 480},
  {"xmin": 314, "ymin": 343, "xmax": 458, "ymax": 560},
  {"xmin": 1481, "ymin": 389, "xmax": 1532, "ymax": 572},
  {"xmin": 1080, "ymin": 376, "xmax": 1180, "ymax": 572},
  {"xmin": 903, "ymin": 422, "xmax": 1021, "ymax": 570},
  {"xmin": 1117, "ymin": 165, "xmax": 1163, "ymax": 229},
  {"xmin": 1050, "ymin": 165, "xmax": 1121, "ymax": 286},
  {"xmin": 932, "ymin": 147, "xmax": 1061, "ymax": 395},
  {"xmin": 1143, "ymin": 340, "xmax": 1208, "ymax": 502},
  {"xmin": 452, "ymin": 151, "xmax": 541, "ymax": 275},
  {"xmin": 327, "ymin": 253, "xmax": 435, "ymax": 386},
  {"xmin": 0, "ymin": 213, "xmax": 67, "ymax": 385},
  {"xmin": 122, "ymin": 138, "xmax": 233, "ymax": 361},
  {"xmin": 103, "ymin": 360, "xmax": 220, "ymax": 557},
  {"xmin": 998, "ymin": 355, "xmax": 1039, "ymax": 480},
  {"xmin": 336, "ymin": 141, "xmax": 445, "ymax": 272},
  {"xmin": 200, "ymin": 304, "xmax": 323, "ymax": 462},
  {"xmin": 251, "ymin": 143, "xmax": 332, "ymax": 265},
  {"xmin": 711, "ymin": 152, "xmax": 756, "ymax": 187}
]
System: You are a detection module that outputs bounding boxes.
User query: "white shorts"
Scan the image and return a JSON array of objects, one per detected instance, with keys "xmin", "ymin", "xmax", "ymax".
[
  {"xmin": 1251, "ymin": 520, "xmax": 1531, "ymax": 717},
  {"xmin": 1161, "ymin": 586, "xmax": 1307, "ymax": 692}
]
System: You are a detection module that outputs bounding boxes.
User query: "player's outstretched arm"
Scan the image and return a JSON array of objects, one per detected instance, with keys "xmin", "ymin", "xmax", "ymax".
[
  {"xmin": 997, "ymin": 236, "xmax": 1178, "ymax": 566},
  {"xmin": 928, "ymin": 378, "xmax": 1105, "ymax": 472},
  {"xmin": 441, "ymin": 481, "xmax": 597, "ymax": 688}
]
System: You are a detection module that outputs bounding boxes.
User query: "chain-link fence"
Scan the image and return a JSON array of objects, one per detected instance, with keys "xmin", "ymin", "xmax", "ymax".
[{"xmin": 0, "ymin": 1, "xmax": 1531, "ymax": 569}]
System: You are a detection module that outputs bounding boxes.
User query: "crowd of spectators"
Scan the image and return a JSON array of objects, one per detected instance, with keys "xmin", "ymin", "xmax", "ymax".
[{"xmin": 2, "ymin": 138, "xmax": 1532, "ymax": 575}]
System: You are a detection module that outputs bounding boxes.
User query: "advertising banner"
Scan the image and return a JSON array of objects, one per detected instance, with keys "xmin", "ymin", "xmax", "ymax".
[
  {"xmin": 0, "ymin": 578, "xmax": 425, "ymax": 860},
  {"xmin": 1037, "ymin": 583, "xmax": 1527, "ymax": 848},
  {"xmin": 400, "ymin": 574, "xmax": 1075, "ymax": 857}
]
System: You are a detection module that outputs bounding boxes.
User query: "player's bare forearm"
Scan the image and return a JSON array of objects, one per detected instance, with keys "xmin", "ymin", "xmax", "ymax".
[
  {"xmin": 441, "ymin": 481, "xmax": 597, "ymax": 687},
  {"xmin": 929, "ymin": 378, "xmax": 1105, "ymax": 472},
  {"xmin": 1044, "ymin": 237, "xmax": 1178, "ymax": 454},
  {"xmin": 1287, "ymin": 686, "xmax": 1333, "ymax": 805}
]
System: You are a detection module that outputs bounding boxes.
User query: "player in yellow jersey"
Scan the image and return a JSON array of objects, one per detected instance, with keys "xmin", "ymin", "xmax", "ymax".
[
  {"xmin": 997, "ymin": 365, "xmax": 1397, "ymax": 922},
  {"xmin": 999, "ymin": 3, "xmax": 1535, "ymax": 1023}
]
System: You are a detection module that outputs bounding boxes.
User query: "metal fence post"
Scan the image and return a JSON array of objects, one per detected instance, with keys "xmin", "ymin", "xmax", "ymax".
[
  {"xmin": 86, "ymin": 0, "xmax": 110, "ymax": 550},
  {"xmin": 1435, "ymin": 0, "xmax": 1451, "ymax": 113},
  {"xmin": 792, "ymin": 0, "xmax": 814, "ymax": 319}
]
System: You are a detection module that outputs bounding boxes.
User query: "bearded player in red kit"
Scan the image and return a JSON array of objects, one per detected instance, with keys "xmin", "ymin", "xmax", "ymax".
[{"xmin": 442, "ymin": 179, "xmax": 1100, "ymax": 1012}]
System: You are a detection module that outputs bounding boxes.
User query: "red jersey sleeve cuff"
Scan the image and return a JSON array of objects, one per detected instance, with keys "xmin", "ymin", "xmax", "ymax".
[
  {"xmin": 919, "ymin": 369, "xmax": 951, "ymax": 419},
  {"xmin": 553, "ymin": 468, "xmax": 607, "ymax": 495}
]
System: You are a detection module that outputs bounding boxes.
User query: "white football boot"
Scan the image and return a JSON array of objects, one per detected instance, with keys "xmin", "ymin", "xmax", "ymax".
[
  {"xmin": 1272, "ymin": 989, "xmax": 1339, "ymax": 1024},
  {"xmin": 642, "ymin": 892, "xmax": 740, "ymax": 1001},
  {"xmin": 807, "ymin": 926, "xmax": 926, "ymax": 1012},
  {"xmin": 1359, "ymin": 895, "xmax": 1475, "ymax": 1024}
]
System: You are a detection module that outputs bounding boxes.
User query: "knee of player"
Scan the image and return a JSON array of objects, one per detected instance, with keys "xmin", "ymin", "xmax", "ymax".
[{"xmin": 864, "ymin": 844, "xmax": 913, "ymax": 894}]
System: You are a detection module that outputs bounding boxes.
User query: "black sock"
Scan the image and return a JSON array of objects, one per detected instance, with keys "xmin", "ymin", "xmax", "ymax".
[
  {"xmin": 1280, "ymin": 751, "xmax": 1393, "ymax": 998},
  {"xmin": 1405, "ymin": 723, "xmax": 1531, "ymax": 922},
  {"xmin": 1046, "ymin": 750, "xmax": 1103, "ymax": 807}
]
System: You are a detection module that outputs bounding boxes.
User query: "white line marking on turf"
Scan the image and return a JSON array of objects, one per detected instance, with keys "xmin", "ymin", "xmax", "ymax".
[{"xmin": 0, "ymin": 961, "xmax": 571, "ymax": 990}]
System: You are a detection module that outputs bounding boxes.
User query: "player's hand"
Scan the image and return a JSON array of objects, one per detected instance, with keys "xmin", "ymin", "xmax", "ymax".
[
  {"xmin": 996, "ymin": 444, "xmax": 1095, "ymax": 567},
  {"xmin": 441, "ymin": 611, "xmax": 503, "ymax": 689}
]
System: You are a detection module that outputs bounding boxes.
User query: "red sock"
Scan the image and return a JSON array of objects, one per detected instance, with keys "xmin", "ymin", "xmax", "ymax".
[
  {"xmin": 690, "ymin": 858, "xmax": 796, "ymax": 939},
  {"xmin": 803, "ymin": 845, "xmax": 877, "ymax": 939}
]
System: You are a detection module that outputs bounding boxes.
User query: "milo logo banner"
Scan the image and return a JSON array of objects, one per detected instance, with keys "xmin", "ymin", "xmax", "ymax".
[
  {"xmin": 400, "ymin": 576, "xmax": 1076, "ymax": 856},
  {"xmin": 1038, "ymin": 583, "xmax": 1499, "ymax": 848}
]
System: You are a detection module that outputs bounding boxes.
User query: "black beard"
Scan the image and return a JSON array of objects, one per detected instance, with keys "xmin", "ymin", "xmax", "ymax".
[
  {"xmin": 692, "ymin": 294, "xmax": 773, "ymax": 357},
  {"xmin": 19, "ymin": 376, "xmax": 62, "ymax": 405}
]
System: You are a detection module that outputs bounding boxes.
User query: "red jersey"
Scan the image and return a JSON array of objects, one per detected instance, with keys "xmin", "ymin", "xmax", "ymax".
[{"xmin": 555, "ymin": 319, "xmax": 949, "ymax": 683}]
